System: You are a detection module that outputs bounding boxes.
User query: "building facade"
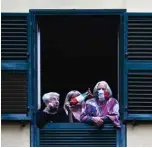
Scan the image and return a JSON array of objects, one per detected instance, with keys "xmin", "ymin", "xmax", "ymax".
[{"xmin": 1, "ymin": 0, "xmax": 152, "ymax": 147}]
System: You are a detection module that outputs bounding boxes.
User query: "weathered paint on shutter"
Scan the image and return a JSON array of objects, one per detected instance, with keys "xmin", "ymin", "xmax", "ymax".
[{"xmin": 124, "ymin": 13, "xmax": 152, "ymax": 120}]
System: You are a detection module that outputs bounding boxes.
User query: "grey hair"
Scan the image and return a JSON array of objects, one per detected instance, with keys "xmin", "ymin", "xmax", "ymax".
[
  {"xmin": 42, "ymin": 92, "xmax": 60, "ymax": 104},
  {"xmin": 93, "ymin": 81, "xmax": 112, "ymax": 97},
  {"xmin": 63, "ymin": 90, "xmax": 81, "ymax": 115}
]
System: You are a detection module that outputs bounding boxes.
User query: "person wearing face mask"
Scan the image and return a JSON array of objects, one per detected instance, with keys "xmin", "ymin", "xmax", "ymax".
[
  {"xmin": 63, "ymin": 90, "xmax": 88, "ymax": 123},
  {"xmin": 80, "ymin": 81, "xmax": 121, "ymax": 128},
  {"xmin": 36, "ymin": 92, "xmax": 68, "ymax": 128}
]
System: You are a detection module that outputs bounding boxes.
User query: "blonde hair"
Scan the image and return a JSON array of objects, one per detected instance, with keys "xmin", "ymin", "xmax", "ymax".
[
  {"xmin": 63, "ymin": 90, "xmax": 81, "ymax": 115},
  {"xmin": 93, "ymin": 81, "xmax": 112, "ymax": 97}
]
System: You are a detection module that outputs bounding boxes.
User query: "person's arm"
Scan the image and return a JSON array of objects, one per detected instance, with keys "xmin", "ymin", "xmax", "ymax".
[
  {"xmin": 108, "ymin": 100, "xmax": 120, "ymax": 116},
  {"xmin": 80, "ymin": 103, "xmax": 94, "ymax": 123},
  {"xmin": 80, "ymin": 113, "xmax": 93, "ymax": 123},
  {"xmin": 106, "ymin": 99, "xmax": 121, "ymax": 128},
  {"xmin": 80, "ymin": 108, "xmax": 104, "ymax": 127}
]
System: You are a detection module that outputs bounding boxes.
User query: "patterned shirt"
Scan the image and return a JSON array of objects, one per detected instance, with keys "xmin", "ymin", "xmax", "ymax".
[{"xmin": 80, "ymin": 97, "xmax": 121, "ymax": 128}]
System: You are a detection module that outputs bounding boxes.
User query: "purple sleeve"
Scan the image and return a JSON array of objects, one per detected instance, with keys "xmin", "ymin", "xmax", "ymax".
[
  {"xmin": 107, "ymin": 99, "xmax": 121, "ymax": 128},
  {"xmin": 80, "ymin": 104, "xmax": 96, "ymax": 123}
]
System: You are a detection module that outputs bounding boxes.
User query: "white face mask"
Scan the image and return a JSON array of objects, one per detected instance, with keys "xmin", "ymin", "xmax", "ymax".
[{"xmin": 97, "ymin": 89, "xmax": 105, "ymax": 102}]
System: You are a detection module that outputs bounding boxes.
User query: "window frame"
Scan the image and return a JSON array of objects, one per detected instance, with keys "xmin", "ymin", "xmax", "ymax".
[{"xmin": 30, "ymin": 9, "xmax": 127, "ymax": 147}]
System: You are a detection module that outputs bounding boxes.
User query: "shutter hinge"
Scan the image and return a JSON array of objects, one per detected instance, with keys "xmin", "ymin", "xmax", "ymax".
[
  {"xmin": 125, "ymin": 52, "xmax": 129, "ymax": 58},
  {"xmin": 31, "ymin": 106, "xmax": 37, "ymax": 116},
  {"xmin": 30, "ymin": 106, "xmax": 35, "ymax": 112},
  {"xmin": 26, "ymin": 52, "xmax": 29, "ymax": 58},
  {"xmin": 27, "ymin": 106, "xmax": 30, "ymax": 112},
  {"xmin": 26, "ymin": 106, "xmax": 30, "ymax": 116},
  {"xmin": 30, "ymin": 22, "xmax": 35, "ymax": 32},
  {"xmin": 26, "ymin": 106, "xmax": 35, "ymax": 115}
]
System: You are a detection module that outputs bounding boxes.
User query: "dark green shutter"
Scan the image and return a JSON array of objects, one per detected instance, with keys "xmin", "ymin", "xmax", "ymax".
[
  {"xmin": 127, "ymin": 15, "xmax": 152, "ymax": 61},
  {"xmin": 39, "ymin": 123, "xmax": 117, "ymax": 147},
  {"xmin": 1, "ymin": 13, "xmax": 31, "ymax": 120},
  {"xmin": 1, "ymin": 15, "xmax": 28, "ymax": 60},
  {"xmin": 1, "ymin": 70, "xmax": 28, "ymax": 114},
  {"xmin": 128, "ymin": 70, "xmax": 152, "ymax": 114},
  {"xmin": 124, "ymin": 14, "xmax": 152, "ymax": 120}
]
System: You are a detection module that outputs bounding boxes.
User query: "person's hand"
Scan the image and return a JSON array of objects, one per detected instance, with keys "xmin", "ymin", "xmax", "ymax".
[
  {"xmin": 65, "ymin": 103, "xmax": 72, "ymax": 112},
  {"xmin": 92, "ymin": 117, "xmax": 104, "ymax": 123},
  {"xmin": 45, "ymin": 103, "xmax": 53, "ymax": 111},
  {"xmin": 48, "ymin": 102, "xmax": 54, "ymax": 108},
  {"xmin": 45, "ymin": 102, "xmax": 59, "ymax": 113},
  {"xmin": 43, "ymin": 102, "xmax": 54, "ymax": 113},
  {"xmin": 92, "ymin": 117, "xmax": 104, "ymax": 127},
  {"xmin": 86, "ymin": 88, "xmax": 94, "ymax": 98},
  {"xmin": 46, "ymin": 102, "xmax": 56, "ymax": 110}
]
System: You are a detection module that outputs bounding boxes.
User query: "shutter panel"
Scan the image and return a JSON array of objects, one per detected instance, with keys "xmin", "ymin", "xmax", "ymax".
[
  {"xmin": 39, "ymin": 123, "xmax": 117, "ymax": 147},
  {"xmin": 1, "ymin": 15, "xmax": 28, "ymax": 60},
  {"xmin": 124, "ymin": 13, "xmax": 152, "ymax": 120},
  {"xmin": 128, "ymin": 70, "xmax": 152, "ymax": 114},
  {"xmin": 127, "ymin": 15, "xmax": 152, "ymax": 61},
  {"xmin": 1, "ymin": 13, "xmax": 31, "ymax": 120},
  {"xmin": 1, "ymin": 70, "xmax": 28, "ymax": 114}
]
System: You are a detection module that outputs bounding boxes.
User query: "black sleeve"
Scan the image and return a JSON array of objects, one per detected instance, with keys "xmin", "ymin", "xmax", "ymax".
[{"xmin": 36, "ymin": 109, "xmax": 51, "ymax": 129}]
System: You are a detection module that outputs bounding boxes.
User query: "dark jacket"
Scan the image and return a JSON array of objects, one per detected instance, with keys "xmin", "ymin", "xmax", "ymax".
[{"xmin": 36, "ymin": 107, "xmax": 69, "ymax": 128}]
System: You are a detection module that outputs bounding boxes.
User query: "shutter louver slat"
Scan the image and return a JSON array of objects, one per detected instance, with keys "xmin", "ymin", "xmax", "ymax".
[
  {"xmin": 128, "ymin": 16, "xmax": 152, "ymax": 61},
  {"xmin": 1, "ymin": 16, "xmax": 28, "ymax": 60},
  {"xmin": 1, "ymin": 70, "xmax": 28, "ymax": 114},
  {"xmin": 39, "ymin": 124, "xmax": 116, "ymax": 147},
  {"xmin": 128, "ymin": 70, "xmax": 152, "ymax": 114}
]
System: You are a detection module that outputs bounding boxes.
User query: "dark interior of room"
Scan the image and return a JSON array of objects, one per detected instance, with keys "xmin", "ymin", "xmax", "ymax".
[{"xmin": 37, "ymin": 15, "xmax": 120, "ymax": 108}]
